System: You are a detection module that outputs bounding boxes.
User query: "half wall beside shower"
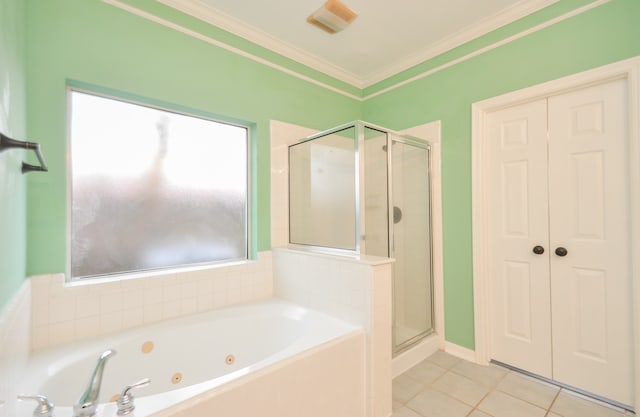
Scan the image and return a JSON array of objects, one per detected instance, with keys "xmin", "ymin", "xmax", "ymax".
[{"xmin": 288, "ymin": 121, "xmax": 433, "ymax": 353}]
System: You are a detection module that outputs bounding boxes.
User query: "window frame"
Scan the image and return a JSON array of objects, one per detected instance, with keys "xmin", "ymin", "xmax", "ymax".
[{"xmin": 65, "ymin": 85, "xmax": 253, "ymax": 282}]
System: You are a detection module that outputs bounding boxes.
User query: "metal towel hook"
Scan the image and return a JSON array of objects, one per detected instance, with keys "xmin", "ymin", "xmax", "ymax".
[{"xmin": 0, "ymin": 132, "xmax": 49, "ymax": 174}]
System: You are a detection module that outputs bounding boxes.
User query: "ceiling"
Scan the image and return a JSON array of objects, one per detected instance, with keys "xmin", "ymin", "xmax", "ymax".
[{"xmin": 158, "ymin": 0, "xmax": 558, "ymax": 88}]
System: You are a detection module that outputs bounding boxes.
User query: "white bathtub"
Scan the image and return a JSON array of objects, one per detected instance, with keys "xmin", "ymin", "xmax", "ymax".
[{"xmin": 19, "ymin": 299, "xmax": 366, "ymax": 417}]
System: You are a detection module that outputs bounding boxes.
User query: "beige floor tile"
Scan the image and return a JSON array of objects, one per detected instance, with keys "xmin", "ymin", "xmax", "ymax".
[
  {"xmin": 393, "ymin": 406, "xmax": 423, "ymax": 417},
  {"xmin": 394, "ymin": 355, "xmax": 629, "ymax": 417},
  {"xmin": 450, "ymin": 360, "xmax": 508, "ymax": 389},
  {"xmin": 393, "ymin": 373, "xmax": 424, "ymax": 404},
  {"xmin": 406, "ymin": 387, "xmax": 472, "ymax": 417},
  {"xmin": 477, "ymin": 391, "xmax": 547, "ymax": 417},
  {"xmin": 550, "ymin": 391, "xmax": 627, "ymax": 417},
  {"xmin": 468, "ymin": 410, "xmax": 492, "ymax": 417},
  {"xmin": 426, "ymin": 350, "xmax": 461, "ymax": 369},
  {"xmin": 405, "ymin": 360, "xmax": 448, "ymax": 384},
  {"xmin": 496, "ymin": 372, "xmax": 559, "ymax": 409},
  {"xmin": 430, "ymin": 370, "xmax": 489, "ymax": 406}
]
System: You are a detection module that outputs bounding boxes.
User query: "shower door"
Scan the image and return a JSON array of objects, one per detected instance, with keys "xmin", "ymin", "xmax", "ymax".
[
  {"xmin": 288, "ymin": 121, "xmax": 434, "ymax": 354},
  {"xmin": 390, "ymin": 137, "xmax": 433, "ymax": 353}
]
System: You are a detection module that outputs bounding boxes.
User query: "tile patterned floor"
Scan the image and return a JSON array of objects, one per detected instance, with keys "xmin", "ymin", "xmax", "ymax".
[{"xmin": 393, "ymin": 351, "xmax": 635, "ymax": 417}]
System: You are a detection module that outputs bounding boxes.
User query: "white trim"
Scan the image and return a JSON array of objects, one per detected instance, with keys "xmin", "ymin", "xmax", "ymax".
[
  {"xmin": 471, "ymin": 56, "xmax": 640, "ymax": 409},
  {"xmin": 100, "ymin": 0, "xmax": 364, "ymax": 102},
  {"xmin": 104, "ymin": 0, "xmax": 609, "ymax": 100},
  {"xmin": 361, "ymin": 0, "xmax": 560, "ymax": 87},
  {"xmin": 362, "ymin": 0, "xmax": 611, "ymax": 100},
  {"xmin": 156, "ymin": 0, "xmax": 364, "ymax": 88},
  {"xmin": 156, "ymin": 0, "xmax": 559, "ymax": 89},
  {"xmin": 392, "ymin": 334, "xmax": 440, "ymax": 378},
  {"xmin": 444, "ymin": 341, "xmax": 477, "ymax": 363}
]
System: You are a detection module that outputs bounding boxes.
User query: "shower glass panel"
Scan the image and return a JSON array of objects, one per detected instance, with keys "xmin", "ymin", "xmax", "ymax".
[
  {"xmin": 390, "ymin": 138, "xmax": 433, "ymax": 351},
  {"xmin": 289, "ymin": 126, "xmax": 356, "ymax": 250},
  {"xmin": 288, "ymin": 121, "xmax": 433, "ymax": 354},
  {"xmin": 363, "ymin": 126, "xmax": 389, "ymax": 258}
]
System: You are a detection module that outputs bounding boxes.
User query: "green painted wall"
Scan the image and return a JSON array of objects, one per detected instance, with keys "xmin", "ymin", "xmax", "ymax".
[
  {"xmin": 0, "ymin": 0, "xmax": 27, "ymax": 308},
  {"xmin": 24, "ymin": 0, "xmax": 361, "ymax": 275},
  {"xmin": 363, "ymin": 0, "xmax": 640, "ymax": 348},
  {"xmin": 14, "ymin": 0, "xmax": 640, "ymax": 348}
]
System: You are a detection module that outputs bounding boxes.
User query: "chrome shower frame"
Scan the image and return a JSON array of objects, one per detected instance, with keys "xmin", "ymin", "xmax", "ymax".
[
  {"xmin": 388, "ymin": 134, "xmax": 435, "ymax": 355},
  {"xmin": 288, "ymin": 120, "xmax": 434, "ymax": 354}
]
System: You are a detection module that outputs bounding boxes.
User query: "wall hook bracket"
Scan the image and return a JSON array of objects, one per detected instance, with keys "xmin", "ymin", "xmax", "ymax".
[{"xmin": 0, "ymin": 132, "xmax": 49, "ymax": 174}]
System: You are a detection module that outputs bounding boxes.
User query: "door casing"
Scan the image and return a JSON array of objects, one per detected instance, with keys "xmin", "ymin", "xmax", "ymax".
[{"xmin": 471, "ymin": 56, "xmax": 640, "ymax": 409}]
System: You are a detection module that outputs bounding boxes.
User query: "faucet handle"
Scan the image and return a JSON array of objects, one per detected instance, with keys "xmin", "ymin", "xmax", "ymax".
[
  {"xmin": 116, "ymin": 378, "xmax": 150, "ymax": 416},
  {"xmin": 17, "ymin": 395, "xmax": 55, "ymax": 417}
]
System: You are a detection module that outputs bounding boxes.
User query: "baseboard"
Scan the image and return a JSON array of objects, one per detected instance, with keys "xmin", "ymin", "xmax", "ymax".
[
  {"xmin": 392, "ymin": 334, "xmax": 441, "ymax": 378},
  {"xmin": 444, "ymin": 341, "xmax": 476, "ymax": 363}
]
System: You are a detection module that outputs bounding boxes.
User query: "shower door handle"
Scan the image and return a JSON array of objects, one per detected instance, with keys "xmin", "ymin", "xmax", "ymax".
[{"xmin": 393, "ymin": 206, "xmax": 402, "ymax": 224}]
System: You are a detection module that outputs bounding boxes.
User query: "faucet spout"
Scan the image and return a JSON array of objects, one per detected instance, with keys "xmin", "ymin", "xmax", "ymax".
[{"xmin": 74, "ymin": 349, "xmax": 117, "ymax": 417}]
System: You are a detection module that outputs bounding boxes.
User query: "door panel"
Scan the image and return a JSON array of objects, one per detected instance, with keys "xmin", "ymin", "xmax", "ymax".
[
  {"xmin": 570, "ymin": 267, "xmax": 608, "ymax": 361},
  {"xmin": 548, "ymin": 79, "xmax": 632, "ymax": 405},
  {"xmin": 487, "ymin": 98, "xmax": 552, "ymax": 378},
  {"xmin": 503, "ymin": 261, "xmax": 534, "ymax": 341}
]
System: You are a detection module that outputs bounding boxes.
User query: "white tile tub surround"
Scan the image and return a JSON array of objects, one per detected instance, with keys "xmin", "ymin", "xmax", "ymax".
[
  {"xmin": 0, "ymin": 281, "xmax": 31, "ymax": 417},
  {"xmin": 30, "ymin": 251, "xmax": 273, "ymax": 350},
  {"xmin": 273, "ymin": 248, "xmax": 393, "ymax": 417}
]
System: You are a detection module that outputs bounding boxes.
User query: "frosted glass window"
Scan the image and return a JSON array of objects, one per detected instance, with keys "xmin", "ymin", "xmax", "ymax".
[{"xmin": 69, "ymin": 90, "xmax": 248, "ymax": 280}]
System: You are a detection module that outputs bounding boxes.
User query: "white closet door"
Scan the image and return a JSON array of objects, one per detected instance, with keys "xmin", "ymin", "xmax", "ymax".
[
  {"xmin": 548, "ymin": 79, "xmax": 633, "ymax": 405},
  {"xmin": 487, "ymin": 98, "xmax": 552, "ymax": 378}
]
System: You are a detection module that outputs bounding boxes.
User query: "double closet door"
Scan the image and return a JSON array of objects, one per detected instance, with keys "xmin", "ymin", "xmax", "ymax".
[{"xmin": 487, "ymin": 79, "xmax": 633, "ymax": 406}]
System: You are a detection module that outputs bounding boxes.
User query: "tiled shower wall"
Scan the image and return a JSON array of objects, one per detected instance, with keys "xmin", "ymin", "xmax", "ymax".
[{"xmin": 30, "ymin": 251, "xmax": 273, "ymax": 350}]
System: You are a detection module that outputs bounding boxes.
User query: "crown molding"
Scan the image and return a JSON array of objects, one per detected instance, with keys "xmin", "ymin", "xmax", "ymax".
[
  {"xmin": 360, "ymin": 0, "xmax": 561, "ymax": 87},
  {"xmin": 157, "ymin": 0, "xmax": 560, "ymax": 89},
  {"xmin": 362, "ymin": 0, "xmax": 611, "ymax": 100},
  {"xmin": 102, "ymin": 0, "xmax": 363, "ymax": 101},
  {"xmin": 156, "ymin": 0, "xmax": 365, "ymax": 88},
  {"xmin": 109, "ymin": 0, "xmax": 609, "ymax": 99}
]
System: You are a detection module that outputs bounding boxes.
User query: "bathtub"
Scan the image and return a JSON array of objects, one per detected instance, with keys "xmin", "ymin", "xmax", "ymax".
[{"xmin": 18, "ymin": 299, "xmax": 366, "ymax": 417}]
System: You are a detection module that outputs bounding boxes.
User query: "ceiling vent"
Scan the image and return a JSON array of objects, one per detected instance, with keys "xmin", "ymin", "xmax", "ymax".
[{"xmin": 307, "ymin": 0, "xmax": 358, "ymax": 34}]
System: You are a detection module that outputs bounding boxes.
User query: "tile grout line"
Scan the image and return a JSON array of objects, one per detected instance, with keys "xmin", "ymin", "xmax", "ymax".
[
  {"xmin": 462, "ymin": 366, "xmax": 511, "ymax": 417},
  {"xmin": 476, "ymin": 368, "xmax": 511, "ymax": 415},
  {"xmin": 397, "ymin": 361, "xmax": 450, "ymax": 412},
  {"xmin": 490, "ymin": 373, "xmax": 559, "ymax": 414},
  {"xmin": 466, "ymin": 388, "xmax": 494, "ymax": 417},
  {"xmin": 543, "ymin": 388, "xmax": 562, "ymax": 417}
]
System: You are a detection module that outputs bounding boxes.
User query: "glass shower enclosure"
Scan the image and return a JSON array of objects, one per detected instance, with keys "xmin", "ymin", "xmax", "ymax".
[{"xmin": 288, "ymin": 121, "xmax": 433, "ymax": 353}]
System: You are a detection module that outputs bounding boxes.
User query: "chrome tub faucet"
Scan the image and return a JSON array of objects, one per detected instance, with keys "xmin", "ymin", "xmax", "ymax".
[{"xmin": 74, "ymin": 349, "xmax": 117, "ymax": 417}]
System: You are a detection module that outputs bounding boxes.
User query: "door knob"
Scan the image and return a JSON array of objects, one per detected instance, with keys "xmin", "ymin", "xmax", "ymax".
[
  {"xmin": 532, "ymin": 245, "xmax": 545, "ymax": 255},
  {"xmin": 555, "ymin": 247, "xmax": 568, "ymax": 257}
]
